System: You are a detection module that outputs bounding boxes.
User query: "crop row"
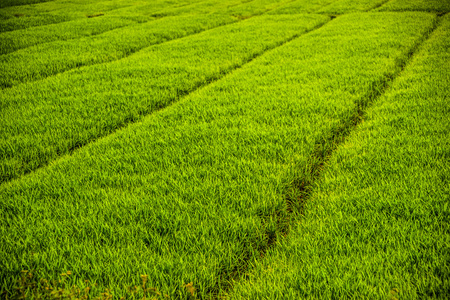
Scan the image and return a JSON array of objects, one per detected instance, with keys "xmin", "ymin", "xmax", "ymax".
[
  {"xmin": 0, "ymin": 0, "xmax": 404, "ymax": 88},
  {"xmin": 0, "ymin": 0, "xmax": 297, "ymax": 88},
  {"xmin": 0, "ymin": 13, "xmax": 329, "ymax": 183},
  {"xmin": 0, "ymin": 0, "xmax": 411, "ymax": 184},
  {"xmin": 376, "ymin": 0, "xmax": 450, "ymax": 13},
  {"xmin": 230, "ymin": 13, "xmax": 450, "ymax": 299},
  {"xmin": 0, "ymin": 0, "xmax": 263, "ymax": 54},
  {"xmin": 0, "ymin": 12, "xmax": 436, "ymax": 298},
  {"xmin": 0, "ymin": 0, "xmax": 150, "ymax": 32},
  {"xmin": 0, "ymin": 0, "xmax": 412, "ymax": 63}
]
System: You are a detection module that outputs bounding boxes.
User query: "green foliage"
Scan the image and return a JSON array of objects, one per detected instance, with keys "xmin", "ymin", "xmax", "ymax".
[
  {"xmin": 269, "ymin": 0, "xmax": 340, "ymax": 14},
  {"xmin": 229, "ymin": 13, "xmax": 450, "ymax": 300},
  {"xmin": 0, "ymin": 0, "xmax": 53, "ymax": 9},
  {"xmin": 0, "ymin": 9, "xmax": 439, "ymax": 299},
  {"xmin": 377, "ymin": 0, "xmax": 450, "ymax": 13},
  {"xmin": 0, "ymin": 16, "xmax": 137, "ymax": 55},
  {"xmin": 0, "ymin": 13, "xmax": 237, "ymax": 88},
  {"xmin": 0, "ymin": 13, "xmax": 328, "ymax": 183},
  {"xmin": 0, "ymin": 0, "xmax": 296, "ymax": 88},
  {"xmin": 317, "ymin": 0, "xmax": 389, "ymax": 14},
  {"xmin": 4, "ymin": 270, "xmax": 173, "ymax": 299},
  {"xmin": 1, "ymin": 0, "xmax": 448, "ymax": 299}
]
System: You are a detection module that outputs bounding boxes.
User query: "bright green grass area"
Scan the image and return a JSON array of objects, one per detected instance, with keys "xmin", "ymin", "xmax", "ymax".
[
  {"xmin": 318, "ymin": 0, "xmax": 389, "ymax": 14},
  {"xmin": 0, "ymin": 0, "xmax": 295, "ymax": 88},
  {"xmin": 0, "ymin": 14, "xmax": 329, "ymax": 183},
  {"xmin": 377, "ymin": 0, "xmax": 450, "ymax": 13},
  {"xmin": 229, "ymin": 13, "xmax": 450, "ymax": 300},
  {"xmin": 0, "ymin": 12, "xmax": 436, "ymax": 299}
]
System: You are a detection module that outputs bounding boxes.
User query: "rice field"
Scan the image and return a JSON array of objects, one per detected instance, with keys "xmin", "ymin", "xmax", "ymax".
[{"xmin": 1, "ymin": 0, "xmax": 449, "ymax": 299}]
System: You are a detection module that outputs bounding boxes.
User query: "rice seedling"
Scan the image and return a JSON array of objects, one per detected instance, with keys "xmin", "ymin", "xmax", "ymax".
[
  {"xmin": 376, "ymin": 0, "xmax": 450, "ymax": 13},
  {"xmin": 318, "ymin": 0, "xmax": 390, "ymax": 14},
  {"xmin": 228, "ymin": 12, "xmax": 450, "ymax": 300},
  {"xmin": 0, "ymin": 11, "xmax": 436, "ymax": 299},
  {"xmin": 0, "ymin": 14, "xmax": 329, "ymax": 183},
  {"xmin": 0, "ymin": 0, "xmax": 296, "ymax": 88}
]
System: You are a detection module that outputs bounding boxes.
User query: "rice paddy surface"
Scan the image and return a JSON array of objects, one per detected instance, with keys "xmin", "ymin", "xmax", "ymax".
[{"xmin": 1, "ymin": 0, "xmax": 448, "ymax": 299}]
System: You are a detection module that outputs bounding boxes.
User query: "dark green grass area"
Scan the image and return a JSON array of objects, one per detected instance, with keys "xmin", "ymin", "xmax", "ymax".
[
  {"xmin": 269, "ymin": 0, "xmax": 339, "ymax": 14},
  {"xmin": 0, "ymin": 0, "xmax": 295, "ymax": 88},
  {"xmin": 0, "ymin": 14, "xmax": 235, "ymax": 88},
  {"xmin": 318, "ymin": 0, "xmax": 389, "ymax": 14},
  {"xmin": 229, "ymin": 13, "xmax": 450, "ymax": 300},
  {"xmin": 0, "ymin": 0, "xmax": 54, "ymax": 9},
  {"xmin": 0, "ymin": 0, "xmax": 140, "ymax": 32},
  {"xmin": 0, "ymin": 0, "xmax": 244, "ymax": 55},
  {"xmin": 0, "ymin": 12, "xmax": 437, "ymax": 299},
  {"xmin": 0, "ymin": 16, "xmax": 137, "ymax": 55},
  {"xmin": 377, "ymin": 0, "xmax": 450, "ymax": 13},
  {"xmin": 0, "ymin": 14, "xmax": 329, "ymax": 183},
  {"xmin": 0, "ymin": 0, "xmax": 207, "ymax": 32}
]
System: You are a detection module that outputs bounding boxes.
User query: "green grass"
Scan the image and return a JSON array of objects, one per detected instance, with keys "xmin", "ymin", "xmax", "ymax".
[
  {"xmin": 0, "ymin": 0, "xmax": 296, "ymax": 88},
  {"xmin": 0, "ymin": 0, "xmax": 144, "ymax": 32},
  {"xmin": 0, "ymin": 0, "xmax": 222, "ymax": 33},
  {"xmin": 377, "ymin": 0, "xmax": 450, "ymax": 13},
  {"xmin": 0, "ymin": 11, "xmax": 437, "ymax": 299},
  {"xmin": 317, "ymin": 0, "xmax": 389, "ymax": 14},
  {"xmin": 269, "ymin": 0, "xmax": 339, "ymax": 14},
  {"xmin": 228, "ymin": 13, "xmax": 450, "ymax": 300},
  {"xmin": 0, "ymin": 16, "xmax": 138, "ymax": 55},
  {"xmin": 0, "ymin": 13, "xmax": 236, "ymax": 88},
  {"xmin": 0, "ymin": 14, "xmax": 329, "ymax": 183},
  {"xmin": 0, "ymin": 0, "xmax": 252, "ymax": 55},
  {"xmin": 0, "ymin": 0, "xmax": 54, "ymax": 9}
]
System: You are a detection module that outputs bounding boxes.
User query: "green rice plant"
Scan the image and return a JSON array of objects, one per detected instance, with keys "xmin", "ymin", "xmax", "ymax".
[
  {"xmin": 222, "ymin": 0, "xmax": 293, "ymax": 19},
  {"xmin": 0, "ymin": 14, "xmax": 236, "ymax": 88},
  {"xmin": 0, "ymin": 13, "xmax": 69, "ymax": 32},
  {"xmin": 0, "ymin": 0, "xmax": 53, "ymax": 9},
  {"xmin": 318, "ymin": 0, "xmax": 390, "ymax": 14},
  {"xmin": 0, "ymin": 14, "xmax": 329, "ymax": 183},
  {"xmin": 376, "ymin": 0, "xmax": 450, "ymax": 13},
  {"xmin": 0, "ymin": 11, "xmax": 436, "ymax": 299},
  {"xmin": 228, "ymin": 13, "xmax": 450, "ymax": 300},
  {"xmin": 0, "ymin": 0, "xmax": 200, "ymax": 32},
  {"xmin": 268, "ymin": 0, "xmax": 340, "ymax": 14},
  {"xmin": 0, "ymin": 0, "xmax": 297, "ymax": 88},
  {"xmin": 0, "ymin": 16, "xmax": 137, "ymax": 55},
  {"xmin": 0, "ymin": 0, "xmax": 233, "ymax": 54}
]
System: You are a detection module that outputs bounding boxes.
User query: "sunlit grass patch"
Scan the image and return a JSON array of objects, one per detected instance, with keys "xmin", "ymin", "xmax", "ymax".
[
  {"xmin": 0, "ymin": 11, "xmax": 437, "ymax": 299},
  {"xmin": 228, "ymin": 13, "xmax": 450, "ymax": 300}
]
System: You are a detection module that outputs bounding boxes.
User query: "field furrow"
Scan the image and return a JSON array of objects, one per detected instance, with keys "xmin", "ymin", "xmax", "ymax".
[
  {"xmin": 0, "ymin": 14, "xmax": 329, "ymax": 184},
  {"xmin": 0, "ymin": 0, "xmax": 295, "ymax": 88},
  {"xmin": 0, "ymin": 12, "xmax": 436, "ymax": 299},
  {"xmin": 229, "ymin": 13, "xmax": 450, "ymax": 299}
]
